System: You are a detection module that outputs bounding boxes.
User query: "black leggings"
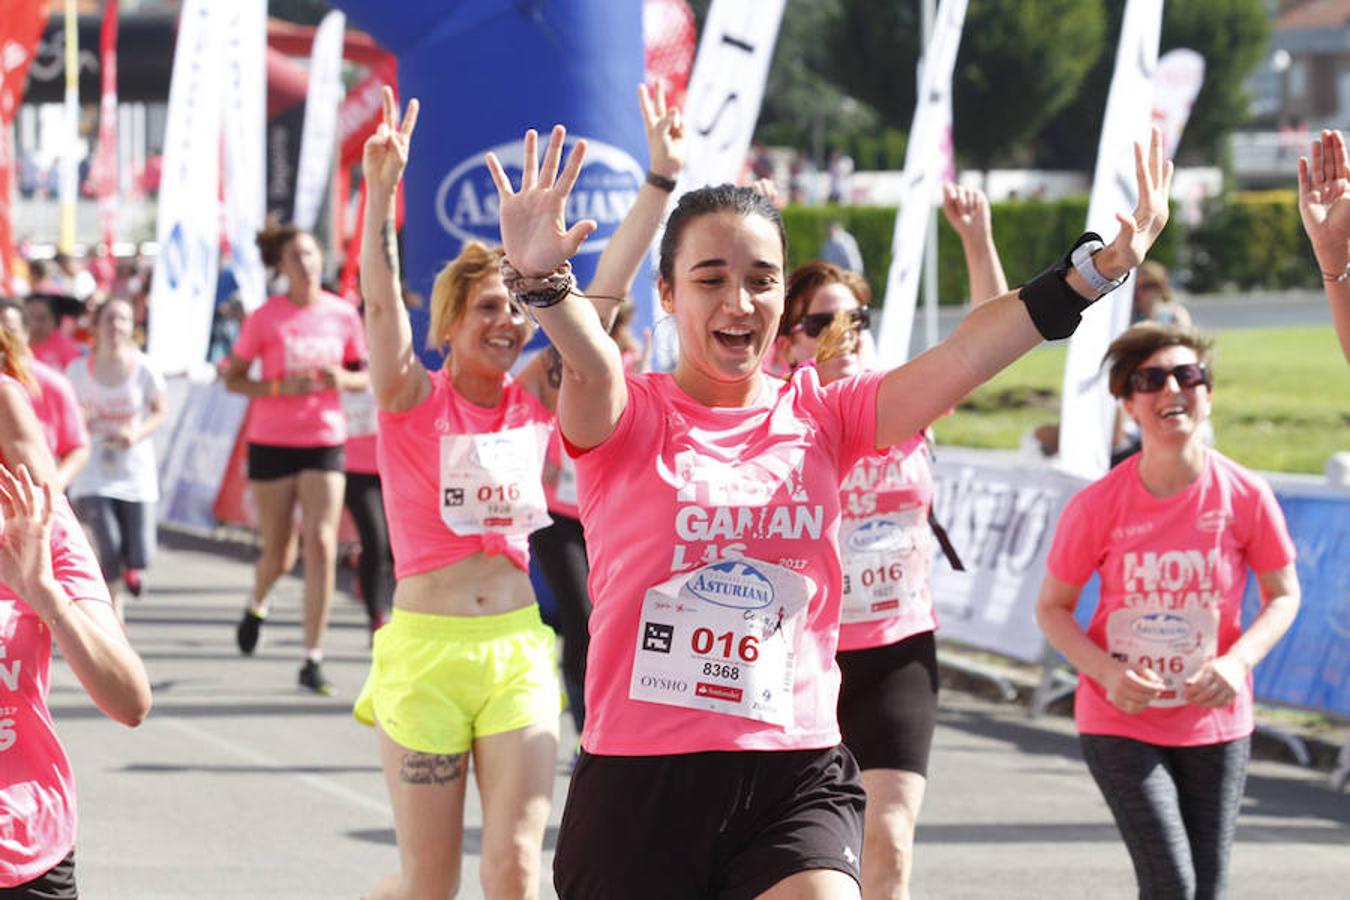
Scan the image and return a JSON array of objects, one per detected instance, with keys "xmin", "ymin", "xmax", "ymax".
[
  {"xmin": 528, "ymin": 513, "xmax": 591, "ymax": 732},
  {"xmin": 343, "ymin": 471, "xmax": 394, "ymax": 624},
  {"xmin": 1079, "ymin": 733, "xmax": 1251, "ymax": 900}
]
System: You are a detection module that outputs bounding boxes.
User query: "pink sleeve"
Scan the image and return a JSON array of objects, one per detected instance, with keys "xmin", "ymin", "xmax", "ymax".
[
  {"xmin": 824, "ymin": 370, "xmax": 883, "ymax": 476},
  {"xmin": 231, "ymin": 306, "xmax": 264, "ymax": 361},
  {"xmin": 50, "ymin": 374, "xmax": 89, "ymax": 456},
  {"xmin": 1046, "ymin": 489, "xmax": 1101, "ymax": 586},
  {"xmin": 1243, "ymin": 479, "xmax": 1296, "ymax": 574}
]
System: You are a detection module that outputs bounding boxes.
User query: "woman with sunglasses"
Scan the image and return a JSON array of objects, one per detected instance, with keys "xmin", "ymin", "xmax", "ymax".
[
  {"xmin": 1298, "ymin": 128, "xmax": 1350, "ymax": 364},
  {"xmin": 1036, "ymin": 323, "xmax": 1300, "ymax": 900},
  {"xmin": 489, "ymin": 121, "xmax": 1171, "ymax": 898},
  {"xmin": 774, "ymin": 185, "xmax": 1005, "ymax": 899},
  {"xmin": 354, "ymin": 85, "xmax": 683, "ymax": 900}
]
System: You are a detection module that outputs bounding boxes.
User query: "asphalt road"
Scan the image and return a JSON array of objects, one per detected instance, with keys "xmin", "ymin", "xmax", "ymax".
[{"xmin": 48, "ymin": 528, "xmax": 1350, "ymax": 899}]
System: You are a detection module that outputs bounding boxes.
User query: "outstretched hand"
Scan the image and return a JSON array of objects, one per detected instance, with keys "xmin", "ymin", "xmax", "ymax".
[
  {"xmin": 1105, "ymin": 126, "xmax": 1173, "ymax": 271},
  {"xmin": 1298, "ymin": 129, "xmax": 1350, "ymax": 277},
  {"xmin": 362, "ymin": 86, "xmax": 419, "ymax": 197},
  {"xmin": 486, "ymin": 126, "xmax": 598, "ymax": 277},
  {"xmin": 639, "ymin": 82, "xmax": 685, "ymax": 180},
  {"xmin": 941, "ymin": 183, "xmax": 993, "ymax": 244},
  {"xmin": 0, "ymin": 464, "xmax": 57, "ymax": 601}
]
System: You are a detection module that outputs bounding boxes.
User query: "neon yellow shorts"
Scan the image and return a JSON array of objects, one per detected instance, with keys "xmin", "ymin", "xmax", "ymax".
[{"xmin": 353, "ymin": 605, "xmax": 561, "ymax": 754}]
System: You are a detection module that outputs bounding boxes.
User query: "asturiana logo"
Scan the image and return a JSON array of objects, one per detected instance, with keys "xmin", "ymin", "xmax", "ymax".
[
  {"xmin": 686, "ymin": 561, "xmax": 775, "ymax": 610},
  {"xmin": 435, "ymin": 136, "xmax": 643, "ymax": 254},
  {"xmin": 1131, "ymin": 612, "xmax": 1192, "ymax": 642},
  {"xmin": 847, "ymin": 519, "xmax": 905, "ymax": 553}
]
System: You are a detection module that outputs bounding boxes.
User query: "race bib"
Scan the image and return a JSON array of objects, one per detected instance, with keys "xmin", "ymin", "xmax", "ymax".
[
  {"xmin": 1105, "ymin": 606, "xmax": 1219, "ymax": 707},
  {"xmin": 342, "ymin": 389, "xmax": 378, "ymax": 438},
  {"xmin": 438, "ymin": 425, "xmax": 549, "ymax": 536},
  {"xmin": 839, "ymin": 508, "xmax": 928, "ymax": 624},
  {"xmin": 629, "ymin": 558, "xmax": 813, "ymax": 727},
  {"xmin": 283, "ymin": 333, "xmax": 343, "ymax": 376}
]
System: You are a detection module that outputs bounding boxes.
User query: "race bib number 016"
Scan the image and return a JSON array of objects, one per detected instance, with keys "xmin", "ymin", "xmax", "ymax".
[
  {"xmin": 1106, "ymin": 606, "xmax": 1219, "ymax": 707},
  {"xmin": 439, "ymin": 425, "xmax": 549, "ymax": 536},
  {"xmin": 839, "ymin": 510, "xmax": 927, "ymax": 624},
  {"xmin": 629, "ymin": 558, "xmax": 813, "ymax": 727}
]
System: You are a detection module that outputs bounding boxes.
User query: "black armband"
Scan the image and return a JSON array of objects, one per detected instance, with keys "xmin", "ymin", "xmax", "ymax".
[{"xmin": 1018, "ymin": 232, "xmax": 1106, "ymax": 341}]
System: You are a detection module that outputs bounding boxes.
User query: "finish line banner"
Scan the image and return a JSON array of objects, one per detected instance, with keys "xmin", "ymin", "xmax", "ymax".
[{"xmin": 330, "ymin": 0, "xmax": 648, "ymax": 370}]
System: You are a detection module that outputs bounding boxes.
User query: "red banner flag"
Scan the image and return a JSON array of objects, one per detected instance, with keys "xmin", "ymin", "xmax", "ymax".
[
  {"xmin": 92, "ymin": 0, "xmax": 119, "ymax": 250},
  {"xmin": 0, "ymin": 0, "xmax": 50, "ymax": 287}
]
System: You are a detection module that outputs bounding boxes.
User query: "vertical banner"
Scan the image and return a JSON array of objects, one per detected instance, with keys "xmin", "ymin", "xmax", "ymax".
[
  {"xmin": 292, "ymin": 10, "xmax": 346, "ymax": 231},
  {"xmin": 220, "ymin": 0, "xmax": 267, "ymax": 311},
  {"xmin": 673, "ymin": 0, "xmax": 784, "ymax": 197},
  {"xmin": 0, "ymin": 0, "xmax": 49, "ymax": 288},
  {"xmin": 58, "ymin": 0, "xmax": 77, "ymax": 250},
  {"xmin": 91, "ymin": 0, "xmax": 118, "ymax": 251},
  {"xmin": 1152, "ymin": 48, "xmax": 1205, "ymax": 160},
  {"xmin": 147, "ymin": 0, "xmax": 223, "ymax": 374},
  {"xmin": 1056, "ymin": 0, "xmax": 1163, "ymax": 480},
  {"xmin": 874, "ymin": 0, "xmax": 969, "ymax": 369},
  {"xmin": 330, "ymin": 0, "xmax": 650, "ymax": 370}
]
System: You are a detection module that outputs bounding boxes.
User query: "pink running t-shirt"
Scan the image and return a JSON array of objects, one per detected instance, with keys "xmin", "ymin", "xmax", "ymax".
[
  {"xmin": 836, "ymin": 433, "xmax": 937, "ymax": 652},
  {"xmin": 0, "ymin": 375, "xmax": 111, "ymax": 887},
  {"xmin": 378, "ymin": 369, "xmax": 553, "ymax": 578},
  {"xmin": 29, "ymin": 332, "xmax": 83, "ymax": 372},
  {"xmin": 27, "ymin": 361, "xmax": 89, "ymax": 461},
  {"xmin": 573, "ymin": 368, "xmax": 882, "ymax": 756},
  {"xmin": 1047, "ymin": 450, "xmax": 1295, "ymax": 747},
  {"xmin": 231, "ymin": 293, "xmax": 366, "ymax": 448}
]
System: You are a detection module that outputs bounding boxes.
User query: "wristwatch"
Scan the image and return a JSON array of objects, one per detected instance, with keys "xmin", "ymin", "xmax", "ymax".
[{"xmin": 1070, "ymin": 238, "xmax": 1126, "ymax": 295}]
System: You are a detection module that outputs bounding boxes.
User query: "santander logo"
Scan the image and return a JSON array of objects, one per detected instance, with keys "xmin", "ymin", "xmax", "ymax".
[{"xmin": 435, "ymin": 136, "xmax": 643, "ymax": 254}]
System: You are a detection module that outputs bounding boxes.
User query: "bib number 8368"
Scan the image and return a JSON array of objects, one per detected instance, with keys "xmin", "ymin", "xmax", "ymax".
[{"xmin": 691, "ymin": 627, "xmax": 759, "ymax": 662}]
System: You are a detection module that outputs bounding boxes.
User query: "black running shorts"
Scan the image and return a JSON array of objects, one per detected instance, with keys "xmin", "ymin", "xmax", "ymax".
[
  {"xmin": 553, "ymin": 745, "xmax": 865, "ymax": 899},
  {"xmin": 836, "ymin": 630, "xmax": 939, "ymax": 775},
  {"xmin": 246, "ymin": 442, "xmax": 345, "ymax": 481}
]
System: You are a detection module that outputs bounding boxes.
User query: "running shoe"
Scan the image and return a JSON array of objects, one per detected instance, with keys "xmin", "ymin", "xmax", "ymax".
[
  {"xmin": 123, "ymin": 569, "xmax": 145, "ymax": 598},
  {"xmin": 235, "ymin": 608, "xmax": 266, "ymax": 656},
  {"xmin": 298, "ymin": 659, "xmax": 335, "ymax": 696}
]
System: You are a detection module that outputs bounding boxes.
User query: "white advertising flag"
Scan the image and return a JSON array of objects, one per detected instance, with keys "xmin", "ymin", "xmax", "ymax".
[
  {"xmin": 674, "ymin": 0, "xmax": 786, "ymax": 195},
  {"xmin": 292, "ymin": 10, "xmax": 346, "ymax": 231},
  {"xmin": 1153, "ymin": 48, "xmax": 1205, "ymax": 160},
  {"xmin": 220, "ymin": 0, "xmax": 267, "ymax": 310},
  {"xmin": 147, "ymin": 0, "xmax": 223, "ymax": 374},
  {"xmin": 1056, "ymin": 0, "xmax": 1163, "ymax": 480},
  {"xmin": 874, "ymin": 0, "xmax": 969, "ymax": 369}
]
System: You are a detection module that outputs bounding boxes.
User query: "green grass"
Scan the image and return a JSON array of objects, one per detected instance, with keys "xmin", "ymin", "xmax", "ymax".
[{"xmin": 934, "ymin": 327, "xmax": 1350, "ymax": 474}]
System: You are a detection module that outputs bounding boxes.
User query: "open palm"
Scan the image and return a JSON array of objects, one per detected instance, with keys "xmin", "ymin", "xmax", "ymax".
[
  {"xmin": 487, "ymin": 126, "xmax": 597, "ymax": 277},
  {"xmin": 1299, "ymin": 130, "xmax": 1350, "ymax": 273},
  {"xmin": 1107, "ymin": 127, "xmax": 1173, "ymax": 269}
]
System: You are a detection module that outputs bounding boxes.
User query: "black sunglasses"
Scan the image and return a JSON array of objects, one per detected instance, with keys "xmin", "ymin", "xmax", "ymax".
[
  {"xmin": 793, "ymin": 308, "xmax": 871, "ymax": 339},
  {"xmin": 1128, "ymin": 363, "xmax": 1210, "ymax": 395}
]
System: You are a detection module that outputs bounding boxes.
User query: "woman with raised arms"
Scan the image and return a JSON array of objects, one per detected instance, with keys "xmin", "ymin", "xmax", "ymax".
[
  {"xmin": 486, "ymin": 123, "xmax": 1172, "ymax": 898},
  {"xmin": 354, "ymin": 85, "xmax": 684, "ymax": 900}
]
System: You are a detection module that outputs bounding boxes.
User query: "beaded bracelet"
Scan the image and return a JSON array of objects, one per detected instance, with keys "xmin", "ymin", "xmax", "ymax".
[
  {"xmin": 1323, "ymin": 262, "xmax": 1350, "ymax": 284},
  {"xmin": 501, "ymin": 259, "xmax": 577, "ymax": 308}
]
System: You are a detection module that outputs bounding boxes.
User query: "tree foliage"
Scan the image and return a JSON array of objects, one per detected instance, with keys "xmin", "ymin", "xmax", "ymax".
[{"xmin": 1036, "ymin": 0, "xmax": 1270, "ymax": 168}]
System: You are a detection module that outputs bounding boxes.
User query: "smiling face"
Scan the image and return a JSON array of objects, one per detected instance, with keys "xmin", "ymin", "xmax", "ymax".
[
  {"xmin": 660, "ymin": 210, "xmax": 785, "ymax": 403},
  {"xmin": 782, "ymin": 281, "xmax": 862, "ymax": 372},
  {"xmin": 445, "ymin": 271, "xmax": 531, "ymax": 377},
  {"xmin": 95, "ymin": 298, "xmax": 135, "ymax": 347},
  {"xmin": 1122, "ymin": 344, "xmax": 1212, "ymax": 448}
]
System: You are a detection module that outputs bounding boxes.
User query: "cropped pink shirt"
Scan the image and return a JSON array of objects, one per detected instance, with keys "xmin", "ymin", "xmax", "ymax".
[{"xmin": 377, "ymin": 370, "xmax": 553, "ymax": 578}]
